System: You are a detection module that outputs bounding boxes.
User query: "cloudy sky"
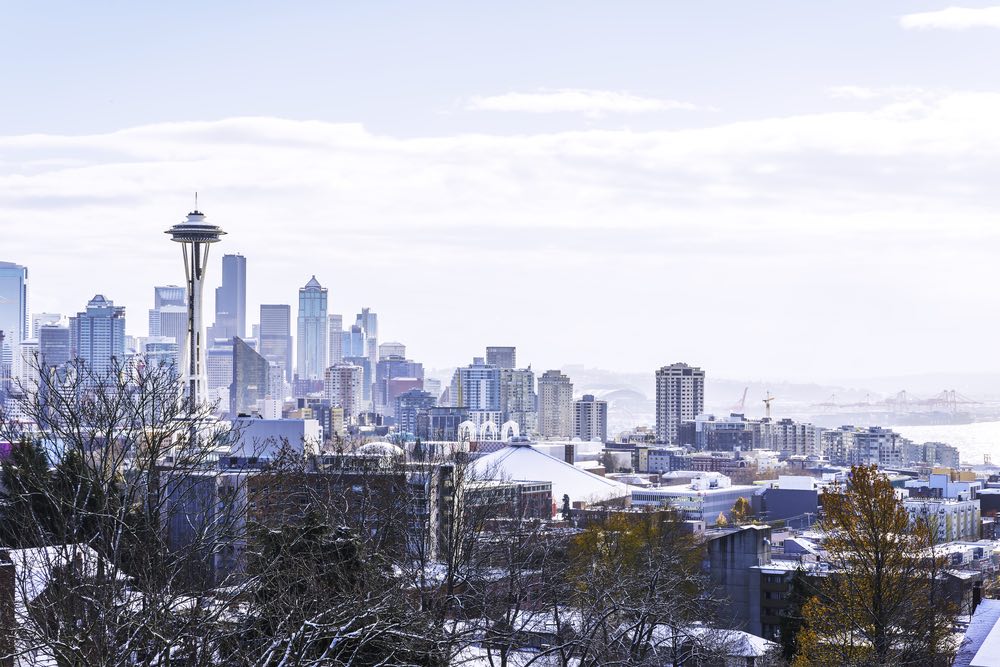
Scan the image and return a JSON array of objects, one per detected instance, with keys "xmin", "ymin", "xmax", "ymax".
[{"xmin": 3, "ymin": 1, "xmax": 1000, "ymax": 382}]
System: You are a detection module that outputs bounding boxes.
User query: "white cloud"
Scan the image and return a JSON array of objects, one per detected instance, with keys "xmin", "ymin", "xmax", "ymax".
[
  {"xmin": 901, "ymin": 6, "xmax": 1000, "ymax": 30},
  {"xmin": 4, "ymin": 91, "xmax": 1000, "ymax": 378},
  {"xmin": 466, "ymin": 89, "xmax": 700, "ymax": 115}
]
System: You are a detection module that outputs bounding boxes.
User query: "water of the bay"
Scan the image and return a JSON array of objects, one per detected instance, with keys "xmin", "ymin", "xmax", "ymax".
[{"xmin": 891, "ymin": 421, "xmax": 1000, "ymax": 467}]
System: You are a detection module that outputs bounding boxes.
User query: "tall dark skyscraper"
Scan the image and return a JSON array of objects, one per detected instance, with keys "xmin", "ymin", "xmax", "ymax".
[
  {"xmin": 260, "ymin": 304, "xmax": 292, "ymax": 383},
  {"xmin": 211, "ymin": 254, "xmax": 246, "ymax": 340},
  {"xmin": 38, "ymin": 324, "xmax": 71, "ymax": 370}
]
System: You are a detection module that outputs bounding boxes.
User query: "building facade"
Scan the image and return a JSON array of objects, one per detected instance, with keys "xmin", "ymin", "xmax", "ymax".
[
  {"xmin": 486, "ymin": 346, "xmax": 516, "ymax": 370},
  {"xmin": 655, "ymin": 363, "xmax": 705, "ymax": 445},
  {"xmin": 324, "ymin": 362, "xmax": 364, "ymax": 425},
  {"xmin": 209, "ymin": 253, "xmax": 246, "ymax": 340},
  {"xmin": 574, "ymin": 394, "xmax": 608, "ymax": 442},
  {"xmin": 296, "ymin": 276, "xmax": 328, "ymax": 381},
  {"xmin": 259, "ymin": 304, "xmax": 292, "ymax": 383},
  {"xmin": 231, "ymin": 336, "xmax": 270, "ymax": 416},
  {"xmin": 537, "ymin": 369, "xmax": 574, "ymax": 439},
  {"xmin": 69, "ymin": 295, "xmax": 126, "ymax": 376},
  {"xmin": 500, "ymin": 367, "xmax": 537, "ymax": 437}
]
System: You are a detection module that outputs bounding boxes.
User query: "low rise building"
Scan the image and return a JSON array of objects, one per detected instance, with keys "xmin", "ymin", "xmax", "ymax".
[{"xmin": 631, "ymin": 473, "xmax": 758, "ymax": 522}]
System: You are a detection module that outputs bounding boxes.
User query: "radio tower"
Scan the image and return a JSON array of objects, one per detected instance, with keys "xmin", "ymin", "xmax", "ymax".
[{"xmin": 165, "ymin": 197, "xmax": 226, "ymax": 412}]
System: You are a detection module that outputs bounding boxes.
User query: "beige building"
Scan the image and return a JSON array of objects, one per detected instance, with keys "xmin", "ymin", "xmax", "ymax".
[
  {"xmin": 324, "ymin": 362, "xmax": 363, "ymax": 425},
  {"xmin": 537, "ymin": 369, "xmax": 574, "ymax": 438}
]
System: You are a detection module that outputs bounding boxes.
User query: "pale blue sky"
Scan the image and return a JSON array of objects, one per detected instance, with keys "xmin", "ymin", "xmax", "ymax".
[{"xmin": 3, "ymin": 2, "xmax": 1000, "ymax": 382}]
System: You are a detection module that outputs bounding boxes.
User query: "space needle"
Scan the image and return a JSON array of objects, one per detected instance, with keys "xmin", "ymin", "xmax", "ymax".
[{"xmin": 165, "ymin": 198, "xmax": 226, "ymax": 412}]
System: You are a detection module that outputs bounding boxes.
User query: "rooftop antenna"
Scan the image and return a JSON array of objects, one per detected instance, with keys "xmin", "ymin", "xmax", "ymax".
[{"xmin": 194, "ymin": 191, "xmax": 199, "ymax": 212}]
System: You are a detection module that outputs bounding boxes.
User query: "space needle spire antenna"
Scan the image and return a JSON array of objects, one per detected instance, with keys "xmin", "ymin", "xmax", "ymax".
[{"xmin": 165, "ymin": 199, "xmax": 226, "ymax": 413}]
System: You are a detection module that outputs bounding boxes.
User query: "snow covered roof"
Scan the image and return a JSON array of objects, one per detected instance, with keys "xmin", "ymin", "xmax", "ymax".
[
  {"xmin": 5, "ymin": 544, "xmax": 102, "ymax": 609},
  {"xmin": 955, "ymin": 599, "xmax": 1000, "ymax": 667},
  {"xmin": 470, "ymin": 444, "xmax": 631, "ymax": 508}
]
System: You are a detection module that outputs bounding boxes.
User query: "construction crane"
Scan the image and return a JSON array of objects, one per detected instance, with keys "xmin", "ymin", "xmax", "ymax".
[
  {"xmin": 730, "ymin": 387, "xmax": 748, "ymax": 414},
  {"xmin": 763, "ymin": 391, "xmax": 775, "ymax": 419}
]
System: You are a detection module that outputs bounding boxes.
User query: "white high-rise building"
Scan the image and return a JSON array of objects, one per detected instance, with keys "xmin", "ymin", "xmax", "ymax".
[{"xmin": 655, "ymin": 363, "xmax": 705, "ymax": 445}]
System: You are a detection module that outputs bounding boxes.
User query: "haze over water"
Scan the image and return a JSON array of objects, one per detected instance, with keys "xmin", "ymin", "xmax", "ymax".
[{"xmin": 892, "ymin": 421, "xmax": 1000, "ymax": 467}]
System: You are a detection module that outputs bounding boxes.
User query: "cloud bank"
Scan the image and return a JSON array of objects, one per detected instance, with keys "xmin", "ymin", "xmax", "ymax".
[
  {"xmin": 901, "ymin": 6, "xmax": 1000, "ymax": 30},
  {"xmin": 3, "ymin": 90, "xmax": 1000, "ymax": 379},
  {"xmin": 466, "ymin": 89, "xmax": 700, "ymax": 115}
]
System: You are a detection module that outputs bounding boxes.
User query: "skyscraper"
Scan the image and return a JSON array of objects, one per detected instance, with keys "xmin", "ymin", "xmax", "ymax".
[
  {"xmin": 486, "ymin": 346, "xmax": 516, "ymax": 370},
  {"xmin": 328, "ymin": 314, "xmax": 343, "ymax": 365},
  {"xmin": 260, "ymin": 304, "xmax": 292, "ymax": 383},
  {"xmin": 655, "ymin": 362, "xmax": 705, "ymax": 445},
  {"xmin": 38, "ymin": 324, "xmax": 70, "ymax": 370},
  {"xmin": 0, "ymin": 262, "xmax": 28, "ymax": 374},
  {"xmin": 210, "ymin": 254, "xmax": 246, "ymax": 340},
  {"xmin": 148, "ymin": 285, "xmax": 185, "ymax": 336},
  {"xmin": 296, "ymin": 276, "xmax": 328, "ymax": 381},
  {"xmin": 157, "ymin": 305, "xmax": 188, "ymax": 347},
  {"xmin": 69, "ymin": 295, "xmax": 126, "ymax": 376},
  {"xmin": 574, "ymin": 394, "xmax": 608, "ymax": 443},
  {"xmin": 31, "ymin": 313, "xmax": 61, "ymax": 339},
  {"xmin": 356, "ymin": 307, "xmax": 378, "ymax": 382},
  {"xmin": 230, "ymin": 336, "xmax": 270, "ymax": 417},
  {"xmin": 537, "ymin": 370, "xmax": 574, "ymax": 439}
]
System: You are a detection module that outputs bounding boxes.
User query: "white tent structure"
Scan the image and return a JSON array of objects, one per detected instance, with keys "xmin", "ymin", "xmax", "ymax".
[{"xmin": 470, "ymin": 443, "xmax": 631, "ymax": 510}]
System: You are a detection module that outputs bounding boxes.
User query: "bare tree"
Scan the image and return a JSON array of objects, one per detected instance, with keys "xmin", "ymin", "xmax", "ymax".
[{"xmin": 0, "ymin": 356, "xmax": 247, "ymax": 666}]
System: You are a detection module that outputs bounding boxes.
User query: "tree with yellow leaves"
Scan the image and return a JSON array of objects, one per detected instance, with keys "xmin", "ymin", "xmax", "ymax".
[{"xmin": 793, "ymin": 465, "xmax": 956, "ymax": 666}]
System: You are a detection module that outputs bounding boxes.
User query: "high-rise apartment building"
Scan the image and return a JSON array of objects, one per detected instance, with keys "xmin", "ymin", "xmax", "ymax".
[
  {"xmin": 575, "ymin": 394, "xmax": 608, "ymax": 442},
  {"xmin": 259, "ymin": 304, "xmax": 292, "ymax": 383},
  {"xmin": 296, "ymin": 276, "xmax": 328, "ymax": 381},
  {"xmin": 324, "ymin": 362, "xmax": 363, "ymax": 425},
  {"xmin": 655, "ymin": 363, "xmax": 705, "ymax": 445},
  {"xmin": 231, "ymin": 336, "xmax": 270, "ymax": 417},
  {"xmin": 500, "ymin": 367, "xmax": 536, "ymax": 436},
  {"xmin": 209, "ymin": 254, "xmax": 246, "ymax": 340},
  {"xmin": 449, "ymin": 357, "xmax": 500, "ymax": 411},
  {"xmin": 486, "ymin": 346, "xmax": 516, "ymax": 370},
  {"xmin": 69, "ymin": 295, "xmax": 126, "ymax": 376},
  {"xmin": 537, "ymin": 370, "xmax": 574, "ymax": 438}
]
